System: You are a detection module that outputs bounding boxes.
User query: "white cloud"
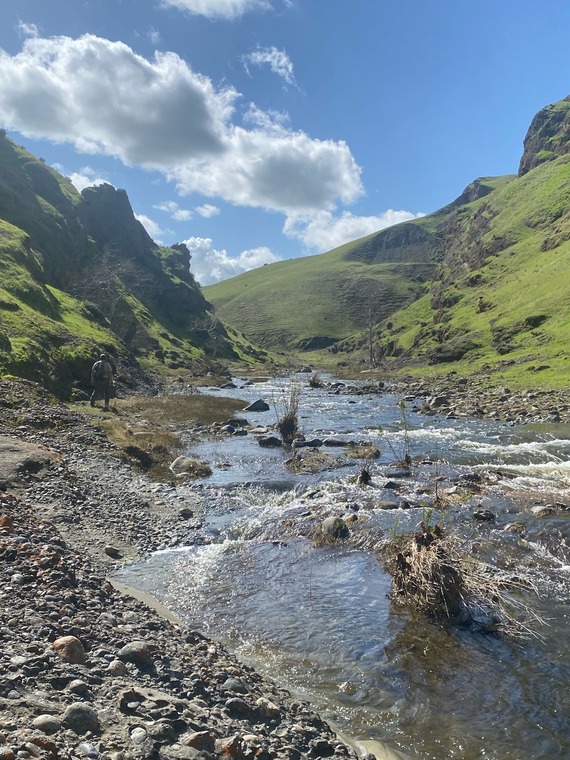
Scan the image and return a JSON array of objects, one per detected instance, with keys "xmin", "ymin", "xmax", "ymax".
[
  {"xmin": 155, "ymin": 200, "xmax": 193, "ymax": 221},
  {"xmin": 159, "ymin": 0, "xmax": 271, "ymax": 19},
  {"xmin": 196, "ymin": 203, "xmax": 220, "ymax": 217},
  {"xmin": 0, "ymin": 35, "xmax": 362, "ymax": 216},
  {"xmin": 135, "ymin": 213, "xmax": 169, "ymax": 244},
  {"xmin": 284, "ymin": 209, "xmax": 426, "ymax": 252},
  {"xmin": 17, "ymin": 21, "xmax": 39, "ymax": 38},
  {"xmin": 243, "ymin": 103, "xmax": 289, "ymax": 132},
  {"xmin": 67, "ymin": 166, "xmax": 109, "ymax": 192},
  {"xmin": 184, "ymin": 236, "xmax": 280, "ymax": 284},
  {"xmin": 243, "ymin": 46, "xmax": 297, "ymax": 87},
  {"xmin": 147, "ymin": 27, "xmax": 162, "ymax": 45},
  {"xmin": 0, "ymin": 35, "xmax": 235, "ymax": 166},
  {"xmin": 170, "ymin": 126, "xmax": 362, "ymax": 213}
]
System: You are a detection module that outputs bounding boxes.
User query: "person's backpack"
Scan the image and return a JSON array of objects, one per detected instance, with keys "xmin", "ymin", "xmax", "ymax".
[{"xmin": 93, "ymin": 361, "xmax": 105, "ymax": 381}]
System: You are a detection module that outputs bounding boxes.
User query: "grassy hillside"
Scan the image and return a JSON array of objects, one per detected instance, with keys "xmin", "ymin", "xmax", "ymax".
[
  {"xmin": 207, "ymin": 96, "xmax": 570, "ymax": 389},
  {"xmin": 0, "ymin": 134, "xmax": 269, "ymax": 397},
  {"xmin": 205, "ymin": 176, "xmax": 512, "ymax": 352},
  {"xmin": 205, "ymin": 224, "xmax": 443, "ymax": 351},
  {"xmin": 370, "ymin": 153, "xmax": 570, "ymax": 388}
]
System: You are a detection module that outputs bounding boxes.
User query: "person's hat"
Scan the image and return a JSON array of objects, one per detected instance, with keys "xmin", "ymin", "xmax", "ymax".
[{"xmin": 100, "ymin": 353, "xmax": 108, "ymax": 360}]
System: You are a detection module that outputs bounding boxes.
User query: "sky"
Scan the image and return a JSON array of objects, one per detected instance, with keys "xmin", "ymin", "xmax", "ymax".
[{"xmin": 0, "ymin": 1, "xmax": 569, "ymax": 285}]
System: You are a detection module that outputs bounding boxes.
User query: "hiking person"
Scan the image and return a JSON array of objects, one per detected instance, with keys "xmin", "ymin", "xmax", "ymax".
[{"xmin": 90, "ymin": 353, "xmax": 114, "ymax": 410}]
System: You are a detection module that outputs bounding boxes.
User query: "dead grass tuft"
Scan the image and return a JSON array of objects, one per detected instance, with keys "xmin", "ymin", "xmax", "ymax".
[{"xmin": 384, "ymin": 521, "xmax": 546, "ymax": 639}]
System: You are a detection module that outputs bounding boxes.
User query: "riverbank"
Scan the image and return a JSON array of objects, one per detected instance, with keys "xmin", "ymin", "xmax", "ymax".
[
  {"xmin": 0, "ymin": 377, "xmax": 361, "ymax": 760},
  {"xmin": 1, "ymin": 370, "xmax": 569, "ymax": 760}
]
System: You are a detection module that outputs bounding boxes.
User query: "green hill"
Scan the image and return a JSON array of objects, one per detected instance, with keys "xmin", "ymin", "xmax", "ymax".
[
  {"xmin": 205, "ymin": 176, "xmax": 511, "ymax": 352},
  {"xmin": 206, "ymin": 96, "xmax": 570, "ymax": 388},
  {"xmin": 0, "ymin": 132, "xmax": 267, "ymax": 397},
  {"xmin": 370, "ymin": 147, "xmax": 570, "ymax": 386}
]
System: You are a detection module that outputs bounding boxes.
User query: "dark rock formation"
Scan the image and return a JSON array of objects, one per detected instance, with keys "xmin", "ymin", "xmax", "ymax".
[{"xmin": 519, "ymin": 95, "xmax": 570, "ymax": 175}]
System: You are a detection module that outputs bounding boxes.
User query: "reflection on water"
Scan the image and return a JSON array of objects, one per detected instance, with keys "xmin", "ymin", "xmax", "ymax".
[{"xmin": 116, "ymin": 376, "xmax": 570, "ymax": 759}]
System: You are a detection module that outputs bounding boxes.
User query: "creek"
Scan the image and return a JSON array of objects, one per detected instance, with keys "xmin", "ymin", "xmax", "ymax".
[{"xmin": 115, "ymin": 375, "xmax": 570, "ymax": 760}]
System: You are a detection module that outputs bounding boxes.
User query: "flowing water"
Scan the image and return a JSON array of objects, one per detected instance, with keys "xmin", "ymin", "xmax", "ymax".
[{"xmin": 115, "ymin": 376, "xmax": 570, "ymax": 760}]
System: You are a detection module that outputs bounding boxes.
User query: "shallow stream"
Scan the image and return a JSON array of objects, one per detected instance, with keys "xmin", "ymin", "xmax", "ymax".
[{"xmin": 115, "ymin": 376, "xmax": 570, "ymax": 760}]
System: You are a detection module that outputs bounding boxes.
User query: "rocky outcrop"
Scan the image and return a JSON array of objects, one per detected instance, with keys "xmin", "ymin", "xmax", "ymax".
[
  {"xmin": 518, "ymin": 95, "xmax": 570, "ymax": 175},
  {"xmin": 448, "ymin": 177, "xmax": 500, "ymax": 207},
  {"xmin": 344, "ymin": 222, "xmax": 435, "ymax": 265}
]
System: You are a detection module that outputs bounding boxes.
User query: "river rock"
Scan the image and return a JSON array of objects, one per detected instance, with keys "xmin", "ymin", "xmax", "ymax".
[
  {"xmin": 256, "ymin": 697, "xmax": 280, "ymax": 718},
  {"xmin": 52, "ymin": 636, "xmax": 87, "ymax": 664},
  {"xmin": 183, "ymin": 731, "xmax": 216, "ymax": 753},
  {"xmin": 170, "ymin": 456, "xmax": 195, "ymax": 474},
  {"xmin": 130, "ymin": 727, "xmax": 148, "ymax": 745},
  {"xmin": 294, "ymin": 438, "xmax": 323, "ymax": 448},
  {"xmin": 62, "ymin": 703, "xmax": 100, "ymax": 735},
  {"xmin": 0, "ymin": 514, "xmax": 13, "ymax": 531},
  {"xmin": 244, "ymin": 400, "xmax": 270, "ymax": 412},
  {"xmin": 104, "ymin": 545, "xmax": 123, "ymax": 558},
  {"xmin": 315, "ymin": 517, "xmax": 349, "ymax": 542},
  {"xmin": 258, "ymin": 436, "xmax": 282, "ymax": 448},
  {"xmin": 117, "ymin": 640, "xmax": 154, "ymax": 669},
  {"xmin": 107, "ymin": 659, "xmax": 129, "ymax": 675},
  {"xmin": 322, "ymin": 438, "xmax": 352, "ymax": 447},
  {"xmin": 31, "ymin": 715, "xmax": 61, "ymax": 735}
]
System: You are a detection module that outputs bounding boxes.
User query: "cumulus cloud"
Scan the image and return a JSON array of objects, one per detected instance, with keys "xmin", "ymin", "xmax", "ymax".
[
  {"xmin": 284, "ymin": 209, "xmax": 426, "ymax": 252},
  {"xmin": 0, "ymin": 34, "xmax": 362, "ymax": 216},
  {"xmin": 135, "ymin": 213, "xmax": 170, "ymax": 244},
  {"xmin": 184, "ymin": 236, "xmax": 280, "ymax": 284},
  {"xmin": 66, "ymin": 166, "xmax": 109, "ymax": 192},
  {"xmin": 155, "ymin": 200, "xmax": 193, "ymax": 221},
  {"xmin": 0, "ymin": 35, "xmax": 235, "ymax": 166},
  {"xmin": 169, "ymin": 127, "xmax": 362, "ymax": 212},
  {"xmin": 242, "ymin": 46, "xmax": 297, "ymax": 87},
  {"xmin": 159, "ymin": 0, "xmax": 271, "ymax": 19},
  {"xmin": 196, "ymin": 203, "xmax": 220, "ymax": 217}
]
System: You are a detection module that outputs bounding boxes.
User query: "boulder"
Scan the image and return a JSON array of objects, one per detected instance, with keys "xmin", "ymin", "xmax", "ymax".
[
  {"xmin": 244, "ymin": 399, "xmax": 270, "ymax": 412},
  {"xmin": 315, "ymin": 517, "xmax": 349, "ymax": 542}
]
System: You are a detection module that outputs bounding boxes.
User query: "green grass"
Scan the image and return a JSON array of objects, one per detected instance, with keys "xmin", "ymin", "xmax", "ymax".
[
  {"xmin": 372, "ymin": 155, "xmax": 570, "ymax": 387},
  {"xmin": 0, "ymin": 131, "xmax": 272, "ymax": 395},
  {"xmin": 205, "ymin": 230, "xmax": 437, "ymax": 350}
]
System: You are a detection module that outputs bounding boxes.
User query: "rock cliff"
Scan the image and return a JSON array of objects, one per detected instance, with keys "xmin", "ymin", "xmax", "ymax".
[{"xmin": 518, "ymin": 95, "xmax": 570, "ymax": 175}]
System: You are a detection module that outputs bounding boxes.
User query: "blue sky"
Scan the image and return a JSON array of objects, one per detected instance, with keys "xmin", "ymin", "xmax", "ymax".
[{"xmin": 0, "ymin": 0, "xmax": 569, "ymax": 284}]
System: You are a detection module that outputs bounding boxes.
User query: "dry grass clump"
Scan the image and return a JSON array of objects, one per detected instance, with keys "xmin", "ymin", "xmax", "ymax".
[
  {"xmin": 384, "ymin": 520, "xmax": 545, "ymax": 639},
  {"xmin": 274, "ymin": 383, "xmax": 301, "ymax": 445}
]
